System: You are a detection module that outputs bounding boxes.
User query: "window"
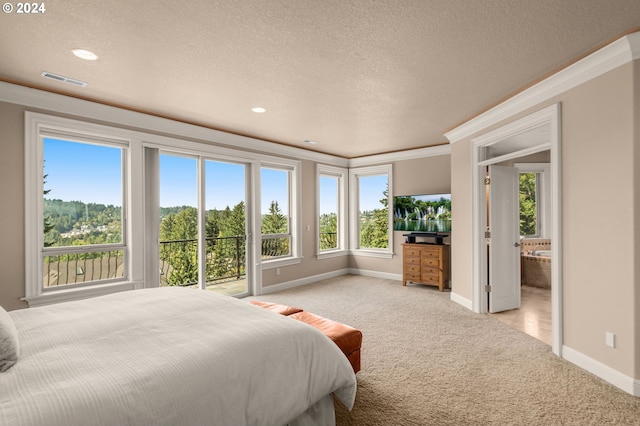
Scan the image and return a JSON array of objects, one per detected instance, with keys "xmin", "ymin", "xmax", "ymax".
[
  {"xmin": 25, "ymin": 113, "xmax": 143, "ymax": 305},
  {"xmin": 25, "ymin": 113, "xmax": 299, "ymax": 303},
  {"xmin": 349, "ymin": 165, "xmax": 393, "ymax": 257},
  {"xmin": 516, "ymin": 163, "xmax": 550, "ymax": 238},
  {"xmin": 159, "ymin": 153, "xmax": 198, "ymax": 287},
  {"xmin": 317, "ymin": 165, "xmax": 347, "ymax": 257},
  {"xmin": 261, "ymin": 166, "xmax": 291, "ymax": 260},
  {"xmin": 519, "ymin": 172, "xmax": 538, "ymax": 236},
  {"xmin": 41, "ymin": 137, "xmax": 126, "ymax": 288}
]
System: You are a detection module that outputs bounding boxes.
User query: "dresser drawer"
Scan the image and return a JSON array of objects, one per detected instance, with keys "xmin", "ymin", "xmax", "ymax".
[
  {"xmin": 405, "ymin": 264, "xmax": 421, "ymax": 274},
  {"xmin": 404, "ymin": 247, "xmax": 422, "ymax": 257},
  {"xmin": 421, "ymin": 248, "xmax": 440, "ymax": 258},
  {"xmin": 420, "ymin": 273, "xmax": 440, "ymax": 284},
  {"xmin": 405, "ymin": 256, "xmax": 421, "ymax": 265},
  {"xmin": 421, "ymin": 257, "xmax": 440, "ymax": 267}
]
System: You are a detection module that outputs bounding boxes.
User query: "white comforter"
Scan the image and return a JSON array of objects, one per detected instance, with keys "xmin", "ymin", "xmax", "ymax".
[{"xmin": 1, "ymin": 287, "xmax": 356, "ymax": 425}]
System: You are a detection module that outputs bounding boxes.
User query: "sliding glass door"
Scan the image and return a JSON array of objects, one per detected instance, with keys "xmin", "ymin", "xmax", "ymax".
[
  {"xmin": 159, "ymin": 153, "xmax": 249, "ymax": 297},
  {"xmin": 204, "ymin": 160, "xmax": 248, "ymax": 296}
]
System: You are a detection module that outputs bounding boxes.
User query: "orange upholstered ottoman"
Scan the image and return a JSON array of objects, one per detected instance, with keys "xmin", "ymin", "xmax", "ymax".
[
  {"xmin": 249, "ymin": 300, "xmax": 303, "ymax": 316},
  {"xmin": 290, "ymin": 311, "xmax": 362, "ymax": 373}
]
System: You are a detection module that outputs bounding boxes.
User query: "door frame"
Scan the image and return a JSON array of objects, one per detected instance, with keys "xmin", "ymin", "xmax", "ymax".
[{"xmin": 471, "ymin": 103, "xmax": 562, "ymax": 356}]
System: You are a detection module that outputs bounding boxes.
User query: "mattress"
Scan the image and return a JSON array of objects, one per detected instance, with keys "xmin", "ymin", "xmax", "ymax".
[{"xmin": 1, "ymin": 287, "xmax": 356, "ymax": 425}]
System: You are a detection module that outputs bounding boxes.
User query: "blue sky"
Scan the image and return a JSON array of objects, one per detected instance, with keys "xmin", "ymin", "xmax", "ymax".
[
  {"xmin": 44, "ymin": 138, "xmax": 123, "ymax": 206},
  {"xmin": 44, "ymin": 138, "xmax": 388, "ymax": 213}
]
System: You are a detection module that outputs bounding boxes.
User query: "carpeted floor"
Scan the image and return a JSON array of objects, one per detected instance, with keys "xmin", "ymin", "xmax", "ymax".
[{"xmin": 248, "ymin": 275, "xmax": 640, "ymax": 425}]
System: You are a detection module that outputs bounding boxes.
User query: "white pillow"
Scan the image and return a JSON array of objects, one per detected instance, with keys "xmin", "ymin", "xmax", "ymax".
[{"xmin": 0, "ymin": 305, "xmax": 19, "ymax": 372}]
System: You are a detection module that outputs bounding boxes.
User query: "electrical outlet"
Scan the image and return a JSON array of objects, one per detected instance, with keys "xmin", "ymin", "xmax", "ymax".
[
  {"xmin": 276, "ymin": 267, "xmax": 281, "ymax": 276},
  {"xmin": 605, "ymin": 332, "xmax": 616, "ymax": 348}
]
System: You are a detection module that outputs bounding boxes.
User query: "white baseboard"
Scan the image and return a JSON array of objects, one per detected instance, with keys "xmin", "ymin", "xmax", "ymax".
[
  {"xmin": 346, "ymin": 268, "xmax": 402, "ymax": 281},
  {"xmin": 259, "ymin": 269, "xmax": 351, "ymax": 295},
  {"xmin": 562, "ymin": 345, "xmax": 640, "ymax": 397},
  {"xmin": 450, "ymin": 291, "xmax": 473, "ymax": 310},
  {"xmin": 259, "ymin": 268, "xmax": 402, "ymax": 295}
]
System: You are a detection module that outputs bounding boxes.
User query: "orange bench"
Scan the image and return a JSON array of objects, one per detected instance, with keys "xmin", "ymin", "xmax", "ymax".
[
  {"xmin": 289, "ymin": 311, "xmax": 362, "ymax": 373},
  {"xmin": 249, "ymin": 300, "xmax": 303, "ymax": 316},
  {"xmin": 250, "ymin": 300, "xmax": 362, "ymax": 373}
]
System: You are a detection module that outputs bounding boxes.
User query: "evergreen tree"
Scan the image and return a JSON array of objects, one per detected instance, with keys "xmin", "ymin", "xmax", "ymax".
[
  {"xmin": 43, "ymin": 171, "xmax": 55, "ymax": 247},
  {"xmin": 262, "ymin": 201, "xmax": 289, "ymax": 257},
  {"xmin": 319, "ymin": 213, "xmax": 338, "ymax": 250},
  {"xmin": 211, "ymin": 202, "xmax": 246, "ymax": 280},
  {"xmin": 519, "ymin": 173, "xmax": 537, "ymax": 236},
  {"xmin": 159, "ymin": 207, "xmax": 198, "ymax": 285},
  {"xmin": 360, "ymin": 185, "xmax": 389, "ymax": 249}
]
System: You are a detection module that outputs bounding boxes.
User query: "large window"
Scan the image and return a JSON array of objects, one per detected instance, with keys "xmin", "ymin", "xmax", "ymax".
[
  {"xmin": 25, "ymin": 113, "xmax": 144, "ymax": 305},
  {"xmin": 261, "ymin": 166, "xmax": 292, "ymax": 260},
  {"xmin": 159, "ymin": 153, "xmax": 198, "ymax": 287},
  {"xmin": 41, "ymin": 137, "xmax": 126, "ymax": 288},
  {"xmin": 317, "ymin": 164, "xmax": 347, "ymax": 257},
  {"xmin": 349, "ymin": 165, "xmax": 393, "ymax": 257}
]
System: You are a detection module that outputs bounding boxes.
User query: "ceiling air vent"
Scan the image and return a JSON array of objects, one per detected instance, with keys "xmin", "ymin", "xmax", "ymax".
[{"xmin": 41, "ymin": 71, "xmax": 88, "ymax": 87}]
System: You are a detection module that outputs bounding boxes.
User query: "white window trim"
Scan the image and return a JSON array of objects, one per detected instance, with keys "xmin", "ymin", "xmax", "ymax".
[
  {"xmin": 25, "ymin": 112, "xmax": 306, "ymax": 304},
  {"xmin": 260, "ymin": 160, "xmax": 302, "ymax": 269},
  {"xmin": 316, "ymin": 164, "xmax": 348, "ymax": 259},
  {"xmin": 348, "ymin": 164, "xmax": 393, "ymax": 258},
  {"xmin": 515, "ymin": 163, "xmax": 551, "ymax": 238},
  {"xmin": 24, "ymin": 112, "xmax": 145, "ymax": 306}
]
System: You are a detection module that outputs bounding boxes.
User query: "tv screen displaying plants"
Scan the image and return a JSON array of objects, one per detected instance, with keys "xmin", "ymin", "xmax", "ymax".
[{"xmin": 393, "ymin": 193, "xmax": 451, "ymax": 232}]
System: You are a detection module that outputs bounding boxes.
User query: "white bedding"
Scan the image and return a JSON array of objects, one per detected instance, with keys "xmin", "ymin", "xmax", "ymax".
[{"xmin": 0, "ymin": 287, "xmax": 356, "ymax": 425}]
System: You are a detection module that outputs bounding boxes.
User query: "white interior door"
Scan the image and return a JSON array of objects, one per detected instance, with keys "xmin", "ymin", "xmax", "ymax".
[{"xmin": 488, "ymin": 165, "xmax": 521, "ymax": 313}]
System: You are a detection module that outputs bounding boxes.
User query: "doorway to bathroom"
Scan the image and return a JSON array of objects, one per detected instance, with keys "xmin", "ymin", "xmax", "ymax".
[
  {"xmin": 470, "ymin": 103, "xmax": 562, "ymax": 356},
  {"xmin": 490, "ymin": 159, "xmax": 552, "ymax": 346}
]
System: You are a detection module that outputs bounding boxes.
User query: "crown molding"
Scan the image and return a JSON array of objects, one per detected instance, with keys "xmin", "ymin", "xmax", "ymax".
[
  {"xmin": 0, "ymin": 81, "xmax": 350, "ymax": 167},
  {"xmin": 1, "ymin": 80, "xmax": 451, "ymax": 167},
  {"xmin": 347, "ymin": 144, "xmax": 451, "ymax": 168},
  {"xmin": 445, "ymin": 31, "xmax": 640, "ymax": 144}
]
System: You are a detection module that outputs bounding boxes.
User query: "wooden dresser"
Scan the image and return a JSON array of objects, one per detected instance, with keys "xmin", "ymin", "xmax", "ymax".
[{"xmin": 402, "ymin": 243, "xmax": 450, "ymax": 291}]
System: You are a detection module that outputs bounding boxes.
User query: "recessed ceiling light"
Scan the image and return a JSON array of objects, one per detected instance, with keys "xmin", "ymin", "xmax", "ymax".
[
  {"xmin": 251, "ymin": 107, "xmax": 266, "ymax": 113},
  {"xmin": 71, "ymin": 49, "xmax": 98, "ymax": 61},
  {"xmin": 304, "ymin": 139, "xmax": 318, "ymax": 145}
]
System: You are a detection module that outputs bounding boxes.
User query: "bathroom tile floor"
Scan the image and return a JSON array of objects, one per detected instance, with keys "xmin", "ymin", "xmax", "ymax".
[{"xmin": 490, "ymin": 285, "xmax": 552, "ymax": 346}]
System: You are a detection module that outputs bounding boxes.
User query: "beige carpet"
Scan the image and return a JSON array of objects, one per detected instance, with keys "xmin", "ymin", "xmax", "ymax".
[{"xmin": 248, "ymin": 275, "xmax": 640, "ymax": 425}]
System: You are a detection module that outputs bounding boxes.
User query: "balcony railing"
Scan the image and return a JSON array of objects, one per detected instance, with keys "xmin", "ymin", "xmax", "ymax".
[
  {"xmin": 43, "ymin": 233, "xmax": 337, "ymax": 288},
  {"xmin": 43, "ymin": 249, "xmax": 125, "ymax": 288},
  {"xmin": 159, "ymin": 236, "xmax": 246, "ymax": 287}
]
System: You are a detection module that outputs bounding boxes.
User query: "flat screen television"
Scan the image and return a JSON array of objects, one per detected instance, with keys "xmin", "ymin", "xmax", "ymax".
[{"xmin": 393, "ymin": 193, "xmax": 451, "ymax": 233}]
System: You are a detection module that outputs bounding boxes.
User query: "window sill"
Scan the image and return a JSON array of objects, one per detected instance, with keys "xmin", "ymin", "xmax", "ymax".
[
  {"xmin": 316, "ymin": 249, "xmax": 348, "ymax": 260},
  {"xmin": 23, "ymin": 281, "xmax": 143, "ymax": 307},
  {"xmin": 349, "ymin": 249, "xmax": 394, "ymax": 259},
  {"xmin": 261, "ymin": 256, "xmax": 303, "ymax": 270}
]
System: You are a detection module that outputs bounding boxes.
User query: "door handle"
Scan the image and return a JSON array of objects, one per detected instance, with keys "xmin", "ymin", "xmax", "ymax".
[{"xmin": 514, "ymin": 242, "xmax": 520, "ymax": 247}]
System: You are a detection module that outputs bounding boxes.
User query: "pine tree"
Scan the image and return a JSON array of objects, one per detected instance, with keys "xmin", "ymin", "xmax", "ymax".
[
  {"xmin": 262, "ymin": 201, "xmax": 289, "ymax": 257},
  {"xmin": 211, "ymin": 202, "xmax": 246, "ymax": 280},
  {"xmin": 160, "ymin": 207, "xmax": 199, "ymax": 285}
]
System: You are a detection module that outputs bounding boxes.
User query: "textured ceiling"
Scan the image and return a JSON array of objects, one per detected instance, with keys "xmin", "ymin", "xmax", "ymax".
[{"xmin": 1, "ymin": 0, "xmax": 639, "ymax": 158}]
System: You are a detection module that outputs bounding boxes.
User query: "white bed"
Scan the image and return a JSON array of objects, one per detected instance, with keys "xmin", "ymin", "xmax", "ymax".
[{"xmin": 0, "ymin": 287, "xmax": 356, "ymax": 425}]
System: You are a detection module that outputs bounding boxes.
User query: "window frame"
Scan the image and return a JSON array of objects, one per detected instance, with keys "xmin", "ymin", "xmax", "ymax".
[
  {"xmin": 260, "ymin": 160, "xmax": 302, "ymax": 269},
  {"xmin": 348, "ymin": 164, "xmax": 393, "ymax": 258},
  {"xmin": 25, "ymin": 113, "xmax": 145, "ymax": 306},
  {"xmin": 515, "ymin": 163, "xmax": 551, "ymax": 238},
  {"xmin": 316, "ymin": 164, "xmax": 348, "ymax": 258}
]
